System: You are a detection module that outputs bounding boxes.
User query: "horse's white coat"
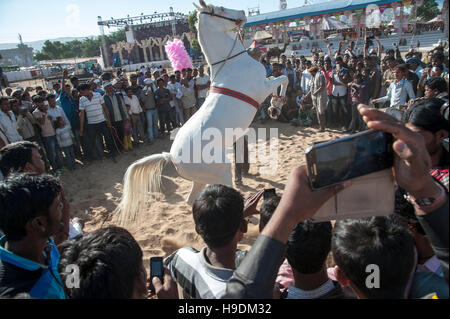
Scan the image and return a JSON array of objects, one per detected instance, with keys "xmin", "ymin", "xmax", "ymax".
[{"xmin": 117, "ymin": 1, "xmax": 288, "ymax": 223}]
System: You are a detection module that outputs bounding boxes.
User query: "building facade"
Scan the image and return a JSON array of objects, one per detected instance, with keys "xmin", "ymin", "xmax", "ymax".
[{"xmin": 0, "ymin": 44, "xmax": 34, "ymax": 67}]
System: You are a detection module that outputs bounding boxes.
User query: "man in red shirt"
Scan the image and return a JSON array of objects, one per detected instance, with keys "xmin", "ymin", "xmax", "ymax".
[{"xmin": 321, "ymin": 58, "xmax": 334, "ymax": 129}]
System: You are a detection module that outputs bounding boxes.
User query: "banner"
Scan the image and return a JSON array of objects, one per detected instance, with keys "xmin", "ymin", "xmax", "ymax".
[
  {"xmin": 394, "ymin": 19, "xmax": 408, "ymax": 31},
  {"xmin": 378, "ymin": 4, "xmax": 389, "ymax": 14},
  {"xmin": 355, "ymin": 8, "xmax": 364, "ymax": 18},
  {"xmin": 391, "ymin": 1, "xmax": 400, "ymax": 16},
  {"xmin": 125, "ymin": 30, "xmax": 135, "ymax": 43},
  {"xmin": 358, "ymin": 13, "xmax": 365, "ymax": 27}
]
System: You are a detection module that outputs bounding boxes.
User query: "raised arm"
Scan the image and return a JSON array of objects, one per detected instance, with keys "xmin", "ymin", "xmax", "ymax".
[
  {"xmin": 395, "ymin": 45, "xmax": 402, "ymax": 61},
  {"xmin": 337, "ymin": 41, "xmax": 343, "ymax": 56},
  {"xmin": 62, "ymin": 68, "xmax": 68, "ymax": 91},
  {"xmin": 358, "ymin": 105, "xmax": 449, "ymax": 282},
  {"xmin": 223, "ymin": 166, "xmax": 349, "ymax": 298},
  {"xmin": 363, "ymin": 29, "xmax": 368, "ymax": 58},
  {"xmin": 375, "ymin": 36, "xmax": 382, "ymax": 58}
]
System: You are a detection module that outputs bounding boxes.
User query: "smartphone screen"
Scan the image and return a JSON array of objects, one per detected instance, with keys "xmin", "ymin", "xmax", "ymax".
[
  {"xmin": 263, "ymin": 188, "xmax": 277, "ymax": 200},
  {"xmin": 149, "ymin": 257, "xmax": 164, "ymax": 292},
  {"xmin": 306, "ymin": 130, "xmax": 393, "ymax": 190}
]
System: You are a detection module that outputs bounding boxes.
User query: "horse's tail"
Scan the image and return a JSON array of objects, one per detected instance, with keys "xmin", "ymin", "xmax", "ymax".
[{"xmin": 116, "ymin": 152, "xmax": 172, "ymax": 225}]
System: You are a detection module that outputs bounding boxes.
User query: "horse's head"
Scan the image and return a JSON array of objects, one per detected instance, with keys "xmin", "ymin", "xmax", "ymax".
[{"xmin": 194, "ymin": 0, "xmax": 246, "ymax": 30}]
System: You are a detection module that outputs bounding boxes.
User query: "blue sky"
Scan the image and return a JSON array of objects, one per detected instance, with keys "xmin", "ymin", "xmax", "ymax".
[
  {"xmin": 0, "ymin": 0, "xmax": 288, "ymax": 43},
  {"xmin": 0, "ymin": 0, "xmax": 444, "ymax": 44}
]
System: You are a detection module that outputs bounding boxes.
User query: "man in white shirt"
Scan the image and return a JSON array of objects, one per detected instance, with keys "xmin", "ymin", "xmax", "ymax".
[
  {"xmin": 46, "ymin": 94, "xmax": 71, "ymax": 129},
  {"xmin": 195, "ymin": 65, "xmax": 210, "ymax": 109},
  {"xmin": 372, "ymin": 64, "xmax": 415, "ymax": 109},
  {"xmin": 0, "ymin": 97, "xmax": 23, "ymax": 144},
  {"xmin": 167, "ymin": 75, "xmax": 184, "ymax": 126},
  {"xmin": 78, "ymin": 84, "xmax": 117, "ymax": 162},
  {"xmin": 300, "ymin": 61, "xmax": 313, "ymax": 94},
  {"xmin": 124, "ymin": 87, "xmax": 146, "ymax": 144},
  {"xmin": 330, "ymin": 57, "xmax": 350, "ymax": 130}
]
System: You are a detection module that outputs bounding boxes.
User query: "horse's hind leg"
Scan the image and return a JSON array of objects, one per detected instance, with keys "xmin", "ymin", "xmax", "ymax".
[
  {"xmin": 187, "ymin": 181, "xmax": 207, "ymax": 205},
  {"xmin": 185, "ymin": 163, "xmax": 233, "ymax": 205}
]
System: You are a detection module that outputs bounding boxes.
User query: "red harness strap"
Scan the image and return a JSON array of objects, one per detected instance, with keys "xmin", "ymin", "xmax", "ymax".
[{"xmin": 209, "ymin": 86, "xmax": 259, "ymax": 109}]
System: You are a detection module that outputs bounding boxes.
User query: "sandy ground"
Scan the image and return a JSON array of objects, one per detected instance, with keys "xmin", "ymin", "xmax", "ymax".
[{"xmin": 58, "ymin": 120, "xmax": 347, "ymax": 272}]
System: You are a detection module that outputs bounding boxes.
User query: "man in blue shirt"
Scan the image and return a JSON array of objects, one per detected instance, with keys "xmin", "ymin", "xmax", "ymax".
[
  {"xmin": 372, "ymin": 64, "xmax": 415, "ymax": 109},
  {"xmin": 0, "ymin": 173, "xmax": 66, "ymax": 299},
  {"xmin": 58, "ymin": 69, "xmax": 81, "ymax": 157}
]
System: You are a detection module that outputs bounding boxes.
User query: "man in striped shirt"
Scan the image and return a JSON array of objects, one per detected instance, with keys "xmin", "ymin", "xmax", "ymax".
[
  {"xmin": 77, "ymin": 84, "xmax": 117, "ymax": 162},
  {"xmin": 164, "ymin": 185, "xmax": 262, "ymax": 299}
]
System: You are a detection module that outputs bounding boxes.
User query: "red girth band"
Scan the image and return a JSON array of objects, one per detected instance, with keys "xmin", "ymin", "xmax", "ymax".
[{"xmin": 209, "ymin": 86, "xmax": 259, "ymax": 109}]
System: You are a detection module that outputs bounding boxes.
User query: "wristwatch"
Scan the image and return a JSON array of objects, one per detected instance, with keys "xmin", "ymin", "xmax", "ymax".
[{"xmin": 408, "ymin": 181, "xmax": 447, "ymax": 211}]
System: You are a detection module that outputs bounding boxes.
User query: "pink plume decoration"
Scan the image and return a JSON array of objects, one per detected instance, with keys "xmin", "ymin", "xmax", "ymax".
[{"xmin": 165, "ymin": 39, "xmax": 193, "ymax": 71}]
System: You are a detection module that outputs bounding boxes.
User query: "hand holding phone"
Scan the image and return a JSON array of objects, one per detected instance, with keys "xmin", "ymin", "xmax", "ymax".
[
  {"xmin": 263, "ymin": 188, "xmax": 277, "ymax": 200},
  {"xmin": 243, "ymin": 189, "xmax": 265, "ymax": 217},
  {"xmin": 149, "ymin": 257, "xmax": 164, "ymax": 293},
  {"xmin": 305, "ymin": 130, "xmax": 394, "ymax": 190}
]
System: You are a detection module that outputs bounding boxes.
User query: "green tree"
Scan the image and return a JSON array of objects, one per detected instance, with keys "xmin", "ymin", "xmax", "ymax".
[
  {"xmin": 191, "ymin": 39, "xmax": 201, "ymax": 52},
  {"xmin": 67, "ymin": 40, "xmax": 83, "ymax": 58},
  {"xmin": 33, "ymin": 28, "xmax": 126, "ymax": 61},
  {"xmin": 81, "ymin": 37, "xmax": 101, "ymax": 57},
  {"xmin": 188, "ymin": 10, "xmax": 198, "ymax": 35},
  {"xmin": 34, "ymin": 52, "xmax": 51, "ymax": 61},
  {"xmin": 417, "ymin": 0, "xmax": 440, "ymax": 21},
  {"xmin": 105, "ymin": 29, "xmax": 126, "ymax": 46}
]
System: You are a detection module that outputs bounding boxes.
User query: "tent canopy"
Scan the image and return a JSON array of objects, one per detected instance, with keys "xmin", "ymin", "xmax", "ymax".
[
  {"xmin": 426, "ymin": 16, "xmax": 443, "ymax": 24},
  {"xmin": 245, "ymin": 0, "xmax": 401, "ymax": 26},
  {"xmin": 253, "ymin": 30, "xmax": 273, "ymax": 41}
]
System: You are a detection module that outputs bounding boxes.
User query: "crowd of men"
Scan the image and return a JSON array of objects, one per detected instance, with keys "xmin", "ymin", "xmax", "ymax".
[
  {"xmin": 0, "ymin": 37, "xmax": 448, "ymax": 300},
  {"xmin": 0, "ymin": 64, "xmax": 211, "ymax": 175},
  {"xmin": 255, "ymin": 38, "xmax": 448, "ymax": 135}
]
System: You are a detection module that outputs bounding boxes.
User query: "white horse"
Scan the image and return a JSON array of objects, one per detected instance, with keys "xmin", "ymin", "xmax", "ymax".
[{"xmin": 116, "ymin": 0, "xmax": 288, "ymax": 224}]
